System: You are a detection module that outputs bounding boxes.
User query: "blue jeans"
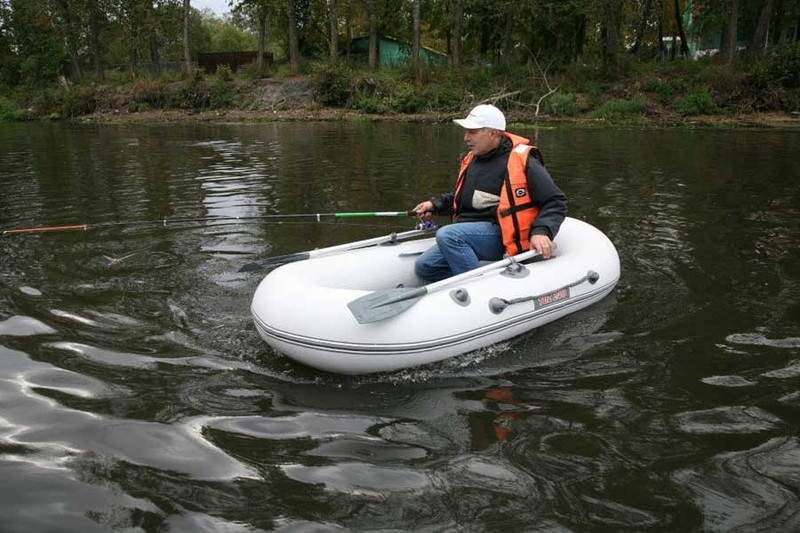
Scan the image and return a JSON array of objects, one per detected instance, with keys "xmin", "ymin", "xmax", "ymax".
[{"xmin": 415, "ymin": 222, "xmax": 505, "ymax": 282}]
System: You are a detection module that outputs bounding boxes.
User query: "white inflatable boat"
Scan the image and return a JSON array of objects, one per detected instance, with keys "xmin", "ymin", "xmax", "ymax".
[{"xmin": 250, "ymin": 217, "xmax": 620, "ymax": 374}]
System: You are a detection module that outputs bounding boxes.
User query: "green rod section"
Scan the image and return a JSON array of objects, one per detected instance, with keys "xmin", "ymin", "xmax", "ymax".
[{"xmin": 334, "ymin": 211, "xmax": 410, "ymax": 218}]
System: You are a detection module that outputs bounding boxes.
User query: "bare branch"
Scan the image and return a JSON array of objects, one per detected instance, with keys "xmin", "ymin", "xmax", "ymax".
[{"xmin": 476, "ymin": 90, "xmax": 522, "ymax": 106}]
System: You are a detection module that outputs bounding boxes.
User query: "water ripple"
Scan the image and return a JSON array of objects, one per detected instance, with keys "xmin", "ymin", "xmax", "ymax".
[{"xmin": 673, "ymin": 437, "xmax": 800, "ymax": 532}]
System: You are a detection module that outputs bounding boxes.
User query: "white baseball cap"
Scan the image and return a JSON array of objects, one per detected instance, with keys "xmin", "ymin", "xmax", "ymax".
[{"xmin": 453, "ymin": 104, "xmax": 506, "ymax": 131}]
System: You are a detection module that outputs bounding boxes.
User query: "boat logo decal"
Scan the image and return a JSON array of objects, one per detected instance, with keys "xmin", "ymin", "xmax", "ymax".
[{"xmin": 534, "ymin": 287, "xmax": 570, "ymax": 310}]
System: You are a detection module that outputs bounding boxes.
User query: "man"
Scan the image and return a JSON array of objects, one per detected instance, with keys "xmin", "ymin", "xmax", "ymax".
[{"xmin": 413, "ymin": 104, "xmax": 567, "ymax": 282}]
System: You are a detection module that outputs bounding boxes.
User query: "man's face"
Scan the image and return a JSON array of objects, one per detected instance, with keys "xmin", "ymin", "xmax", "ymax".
[{"xmin": 464, "ymin": 128, "xmax": 500, "ymax": 156}]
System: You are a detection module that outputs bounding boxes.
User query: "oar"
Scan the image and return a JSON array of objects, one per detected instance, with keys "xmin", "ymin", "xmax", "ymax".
[
  {"xmin": 3, "ymin": 211, "xmax": 414, "ymax": 236},
  {"xmin": 238, "ymin": 226, "xmax": 435, "ymax": 272},
  {"xmin": 348, "ymin": 248, "xmax": 542, "ymax": 324}
]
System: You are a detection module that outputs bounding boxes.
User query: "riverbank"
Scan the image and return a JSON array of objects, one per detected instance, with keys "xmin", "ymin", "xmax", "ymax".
[
  {"xmin": 4, "ymin": 50, "xmax": 800, "ymax": 129},
  {"xmin": 73, "ymin": 106, "xmax": 800, "ymax": 129}
]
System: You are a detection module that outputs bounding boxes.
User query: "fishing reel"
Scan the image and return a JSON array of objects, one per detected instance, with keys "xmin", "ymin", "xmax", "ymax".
[{"xmin": 415, "ymin": 219, "xmax": 437, "ymax": 231}]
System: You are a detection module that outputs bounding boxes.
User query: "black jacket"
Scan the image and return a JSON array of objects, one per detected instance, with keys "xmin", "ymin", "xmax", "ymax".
[{"xmin": 430, "ymin": 136, "xmax": 567, "ymax": 240}]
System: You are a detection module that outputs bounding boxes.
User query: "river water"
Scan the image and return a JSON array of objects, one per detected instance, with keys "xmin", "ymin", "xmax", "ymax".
[{"xmin": 0, "ymin": 122, "xmax": 798, "ymax": 532}]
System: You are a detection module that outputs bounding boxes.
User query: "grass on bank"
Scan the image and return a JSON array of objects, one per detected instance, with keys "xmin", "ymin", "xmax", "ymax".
[{"xmin": 1, "ymin": 43, "xmax": 799, "ymax": 123}]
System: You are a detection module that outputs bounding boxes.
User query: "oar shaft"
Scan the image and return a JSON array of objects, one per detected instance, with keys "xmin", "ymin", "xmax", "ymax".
[
  {"xmin": 424, "ymin": 248, "xmax": 541, "ymax": 294},
  {"xmin": 306, "ymin": 227, "xmax": 429, "ymax": 260}
]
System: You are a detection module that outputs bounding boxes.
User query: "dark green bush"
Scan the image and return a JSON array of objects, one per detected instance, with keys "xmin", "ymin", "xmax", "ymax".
[
  {"xmin": 674, "ymin": 86, "xmax": 721, "ymax": 115},
  {"xmin": 313, "ymin": 60, "xmax": 353, "ymax": 107},
  {"xmin": 543, "ymin": 92, "xmax": 581, "ymax": 116},
  {"xmin": 590, "ymin": 97, "xmax": 648, "ymax": 119},
  {"xmin": 209, "ymin": 80, "xmax": 233, "ymax": 109},
  {"xmin": 215, "ymin": 64, "xmax": 232, "ymax": 83},
  {"xmin": 419, "ymin": 83, "xmax": 466, "ymax": 111},
  {"xmin": 641, "ymin": 78, "xmax": 674, "ymax": 105},
  {"xmin": 62, "ymin": 86, "xmax": 97, "ymax": 117},
  {"xmin": 133, "ymin": 79, "xmax": 165, "ymax": 107},
  {"xmin": 190, "ymin": 68, "xmax": 205, "ymax": 83},
  {"xmin": 165, "ymin": 80, "xmax": 209, "ymax": 109},
  {"xmin": 386, "ymin": 82, "xmax": 422, "ymax": 113},
  {"xmin": 240, "ymin": 62, "xmax": 269, "ymax": 80},
  {"xmin": 767, "ymin": 44, "xmax": 800, "ymax": 88},
  {"xmin": 0, "ymin": 96, "xmax": 26, "ymax": 121},
  {"xmin": 352, "ymin": 94, "xmax": 386, "ymax": 114},
  {"xmin": 782, "ymin": 88, "xmax": 800, "ymax": 112}
]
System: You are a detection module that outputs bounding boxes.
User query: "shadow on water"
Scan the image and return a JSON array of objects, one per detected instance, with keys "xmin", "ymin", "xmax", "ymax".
[{"xmin": 0, "ymin": 123, "xmax": 799, "ymax": 532}]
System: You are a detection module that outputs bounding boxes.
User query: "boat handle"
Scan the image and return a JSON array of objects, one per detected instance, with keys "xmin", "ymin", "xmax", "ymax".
[{"xmin": 489, "ymin": 270, "xmax": 600, "ymax": 314}]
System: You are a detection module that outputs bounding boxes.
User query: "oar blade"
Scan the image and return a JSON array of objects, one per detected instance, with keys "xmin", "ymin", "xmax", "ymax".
[
  {"xmin": 348, "ymin": 287, "xmax": 427, "ymax": 324},
  {"xmin": 238, "ymin": 252, "xmax": 310, "ymax": 272}
]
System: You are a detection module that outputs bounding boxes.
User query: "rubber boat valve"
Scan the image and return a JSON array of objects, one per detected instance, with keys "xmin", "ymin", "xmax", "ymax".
[{"xmin": 450, "ymin": 288, "xmax": 471, "ymax": 306}]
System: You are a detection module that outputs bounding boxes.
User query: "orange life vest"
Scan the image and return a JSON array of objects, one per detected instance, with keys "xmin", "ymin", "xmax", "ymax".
[{"xmin": 453, "ymin": 132, "xmax": 540, "ymax": 256}]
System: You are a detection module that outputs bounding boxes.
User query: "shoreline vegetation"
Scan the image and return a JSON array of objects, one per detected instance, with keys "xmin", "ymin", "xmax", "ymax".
[{"xmin": 2, "ymin": 57, "xmax": 799, "ymax": 129}]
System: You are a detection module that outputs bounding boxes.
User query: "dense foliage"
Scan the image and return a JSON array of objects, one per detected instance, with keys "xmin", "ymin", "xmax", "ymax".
[{"xmin": 0, "ymin": 0, "xmax": 799, "ymax": 121}]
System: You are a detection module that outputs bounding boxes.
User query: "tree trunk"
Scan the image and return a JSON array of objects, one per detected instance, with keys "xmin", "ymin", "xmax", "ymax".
[
  {"xmin": 453, "ymin": 0, "xmax": 463, "ymax": 67},
  {"xmin": 772, "ymin": 0, "xmax": 783, "ymax": 46},
  {"xmin": 501, "ymin": 12, "xmax": 513, "ymax": 65},
  {"xmin": 182, "ymin": 0, "xmax": 191, "ymax": 73},
  {"xmin": 327, "ymin": 0, "xmax": 338, "ymax": 59},
  {"xmin": 129, "ymin": 21, "xmax": 138, "ymax": 78},
  {"xmin": 368, "ymin": 0, "xmax": 378, "ymax": 71},
  {"xmin": 56, "ymin": 0, "xmax": 81, "ymax": 81},
  {"xmin": 257, "ymin": 7, "xmax": 268, "ymax": 70},
  {"xmin": 631, "ymin": 0, "xmax": 652, "ymax": 54},
  {"xmin": 150, "ymin": 30, "xmax": 161, "ymax": 76},
  {"xmin": 345, "ymin": 0, "xmax": 352, "ymax": 57},
  {"xmin": 575, "ymin": 13, "xmax": 586, "ymax": 63},
  {"xmin": 411, "ymin": 0, "xmax": 420, "ymax": 64},
  {"xmin": 479, "ymin": 22, "xmax": 489, "ymax": 61},
  {"xmin": 749, "ymin": 0, "xmax": 773, "ymax": 55},
  {"xmin": 670, "ymin": 26, "xmax": 677, "ymax": 60},
  {"xmin": 657, "ymin": 0, "xmax": 665, "ymax": 61},
  {"xmin": 674, "ymin": 0, "xmax": 690, "ymax": 57},
  {"xmin": 722, "ymin": 0, "xmax": 739, "ymax": 69},
  {"xmin": 87, "ymin": 0, "xmax": 103, "ymax": 80},
  {"xmin": 603, "ymin": 0, "xmax": 622, "ymax": 67},
  {"xmin": 145, "ymin": 1, "xmax": 160, "ymax": 76},
  {"xmin": 287, "ymin": 0, "xmax": 300, "ymax": 74}
]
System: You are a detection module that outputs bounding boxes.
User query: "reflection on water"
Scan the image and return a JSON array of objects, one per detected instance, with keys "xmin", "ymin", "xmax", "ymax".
[{"xmin": 0, "ymin": 123, "xmax": 799, "ymax": 531}]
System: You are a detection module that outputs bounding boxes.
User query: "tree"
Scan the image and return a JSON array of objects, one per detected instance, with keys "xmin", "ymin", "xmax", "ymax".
[
  {"xmin": 230, "ymin": 0, "xmax": 275, "ymax": 69},
  {"xmin": 748, "ymin": 0, "xmax": 773, "ymax": 54},
  {"xmin": 500, "ymin": 8, "xmax": 513, "ymax": 65},
  {"xmin": 146, "ymin": 0, "xmax": 161, "ymax": 76},
  {"xmin": 54, "ymin": 0, "xmax": 81, "ymax": 80},
  {"xmin": 368, "ymin": 0, "xmax": 377, "ymax": 71},
  {"xmin": 411, "ymin": 0, "xmax": 420, "ymax": 64},
  {"xmin": 86, "ymin": 0, "xmax": 104, "ymax": 80},
  {"xmin": 452, "ymin": 0, "xmax": 462, "ymax": 67},
  {"xmin": 631, "ymin": 0, "xmax": 653, "ymax": 54},
  {"xmin": 287, "ymin": 0, "xmax": 299, "ymax": 73},
  {"xmin": 601, "ymin": 0, "xmax": 624, "ymax": 66},
  {"xmin": 327, "ymin": 0, "xmax": 337, "ymax": 58},
  {"xmin": 674, "ymin": 0, "xmax": 690, "ymax": 56},
  {"xmin": 721, "ymin": 0, "xmax": 739, "ymax": 68},
  {"xmin": 183, "ymin": 0, "xmax": 191, "ymax": 72}
]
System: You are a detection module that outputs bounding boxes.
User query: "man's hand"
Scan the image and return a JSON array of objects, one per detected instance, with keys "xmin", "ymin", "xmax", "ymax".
[
  {"xmin": 412, "ymin": 200, "xmax": 434, "ymax": 220},
  {"xmin": 530, "ymin": 234, "xmax": 555, "ymax": 259}
]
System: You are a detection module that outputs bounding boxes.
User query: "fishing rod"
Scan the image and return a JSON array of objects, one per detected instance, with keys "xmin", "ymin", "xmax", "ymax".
[{"xmin": 2, "ymin": 211, "xmax": 417, "ymax": 236}]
